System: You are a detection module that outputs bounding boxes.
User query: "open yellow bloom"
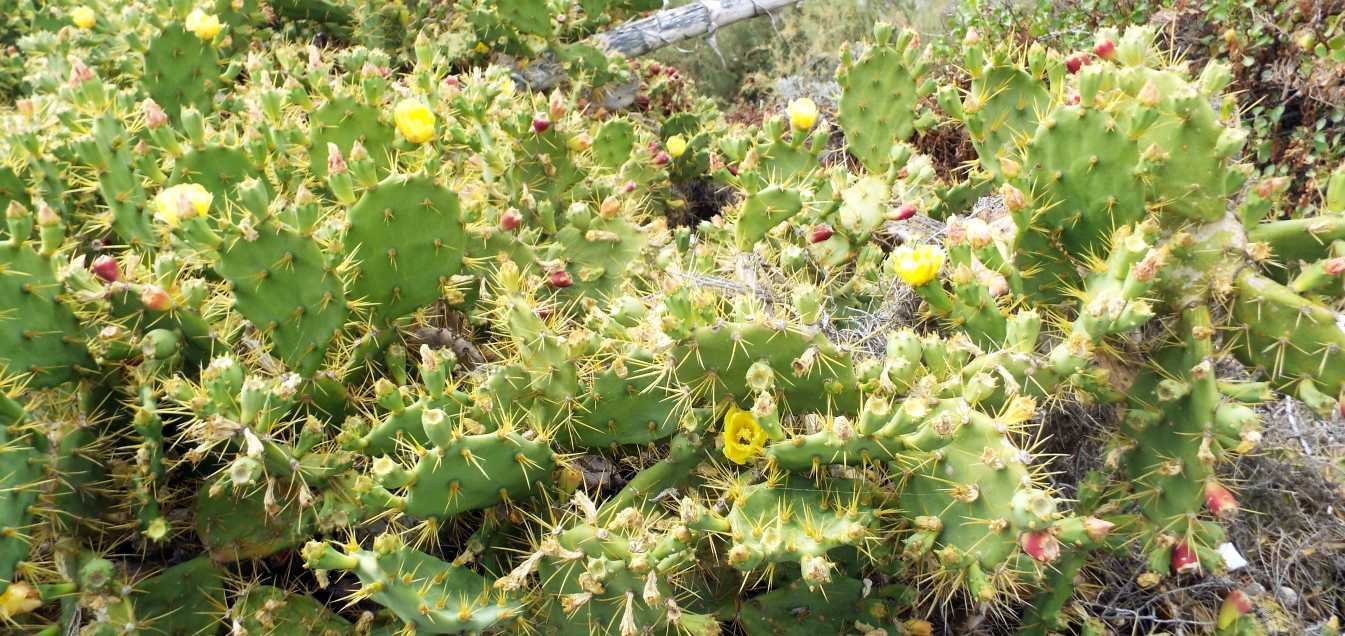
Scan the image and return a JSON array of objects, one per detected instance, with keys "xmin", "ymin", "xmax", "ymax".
[
  {"xmin": 666, "ymin": 135, "xmax": 688, "ymax": 159},
  {"xmin": 185, "ymin": 9, "xmax": 222, "ymax": 41},
  {"xmin": 0, "ymin": 583, "xmax": 42, "ymax": 620},
  {"xmin": 892, "ymin": 244, "xmax": 945, "ymax": 287},
  {"xmin": 722, "ymin": 404, "xmax": 767, "ymax": 465},
  {"xmin": 787, "ymin": 97, "xmax": 819, "ymax": 131},
  {"xmin": 154, "ymin": 183, "xmax": 212, "ymax": 228},
  {"xmin": 71, "ymin": 7, "xmax": 96, "ymax": 30},
  {"xmin": 394, "ymin": 99, "xmax": 436, "ymax": 145}
]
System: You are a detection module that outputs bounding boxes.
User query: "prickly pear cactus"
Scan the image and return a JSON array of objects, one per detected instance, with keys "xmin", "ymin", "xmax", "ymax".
[{"xmin": 0, "ymin": 4, "xmax": 1338, "ymax": 636}]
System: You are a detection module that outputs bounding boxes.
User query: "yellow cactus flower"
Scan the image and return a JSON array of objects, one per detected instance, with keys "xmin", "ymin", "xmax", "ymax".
[
  {"xmin": 892, "ymin": 244, "xmax": 945, "ymax": 287},
  {"xmin": 0, "ymin": 582, "xmax": 42, "ymax": 620},
  {"xmin": 185, "ymin": 9, "xmax": 222, "ymax": 42},
  {"xmin": 71, "ymin": 6, "xmax": 96, "ymax": 30},
  {"xmin": 787, "ymin": 97, "xmax": 819, "ymax": 131},
  {"xmin": 153, "ymin": 183, "xmax": 212, "ymax": 228},
  {"xmin": 394, "ymin": 99, "xmax": 436, "ymax": 145},
  {"xmin": 666, "ymin": 135, "xmax": 688, "ymax": 159},
  {"xmin": 722, "ymin": 404, "xmax": 767, "ymax": 465}
]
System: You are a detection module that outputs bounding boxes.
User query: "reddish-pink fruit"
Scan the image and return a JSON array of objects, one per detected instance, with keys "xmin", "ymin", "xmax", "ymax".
[
  {"xmin": 635, "ymin": 94, "xmax": 650, "ymax": 110},
  {"xmin": 1020, "ymin": 530, "xmax": 1061, "ymax": 563},
  {"xmin": 1218, "ymin": 589, "xmax": 1254, "ymax": 628},
  {"xmin": 532, "ymin": 115, "xmax": 550, "ymax": 134},
  {"xmin": 649, "ymin": 63, "xmax": 662, "ymax": 74},
  {"xmin": 622, "ymin": 180, "xmax": 638, "ymax": 194},
  {"xmin": 894, "ymin": 203, "xmax": 917, "ymax": 221},
  {"xmin": 444, "ymin": 76, "xmax": 460, "ymax": 87},
  {"xmin": 1083, "ymin": 517, "xmax": 1116, "ymax": 542},
  {"xmin": 1323, "ymin": 257, "xmax": 1345, "ymax": 276},
  {"xmin": 727, "ymin": 164, "xmax": 739, "ymax": 176},
  {"xmin": 1066, "ymin": 54, "xmax": 1086, "ymax": 74},
  {"xmin": 653, "ymin": 151, "xmax": 671, "ymax": 166},
  {"xmin": 548, "ymin": 270, "xmax": 573, "ymax": 288},
  {"xmin": 91, "ymin": 255, "xmax": 120, "ymax": 283},
  {"xmin": 1171, "ymin": 542, "xmax": 1200, "ymax": 574},
  {"xmin": 1094, "ymin": 39, "xmax": 1116, "ymax": 60},
  {"xmin": 500, "ymin": 210, "xmax": 523, "ymax": 231},
  {"xmin": 1203, "ymin": 481, "xmax": 1240, "ymax": 519},
  {"xmin": 1225, "ymin": 589, "xmax": 1253, "ymax": 613},
  {"xmin": 811, "ymin": 225, "xmax": 834, "ymax": 244},
  {"xmin": 140, "ymin": 285, "xmax": 172, "ymax": 311}
]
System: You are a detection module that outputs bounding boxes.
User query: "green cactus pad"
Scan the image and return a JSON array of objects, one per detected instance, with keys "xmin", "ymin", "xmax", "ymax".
[
  {"xmin": 964, "ymin": 66, "xmax": 1049, "ymax": 180},
  {"xmin": 0, "ymin": 169, "xmax": 32, "ymax": 239},
  {"xmin": 900, "ymin": 407, "xmax": 1048, "ymax": 571},
  {"xmin": 343, "ymin": 175, "xmax": 465, "ymax": 323},
  {"xmin": 1232, "ymin": 272, "xmax": 1345, "ymax": 396},
  {"xmin": 1113, "ymin": 46, "xmax": 1243, "ymax": 222},
  {"xmin": 735, "ymin": 577, "xmax": 908, "ymax": 635},
  {"xmin": 395, "ymin": 431, "xmax": 556, "ymax": 519},
  {"xmin": 171, "ymin": 145, "xmax": 263, "ymax": 212},
  {"xmin": 215, "ymin": 219, "xmax": 345, "ymax": 376},
  {"xmin": 1012, "ymin": 105, "xmax": 1147, "ymax": 298},
  {"xmin": 735, "ymin": 186, "xmax": 803, "ymax": 250},
  {"xmin": 303, "ymin": 540, "xmax": 522, "ymax": 633},
  {"xmin": 567, "ymin": 350, "xmax": 685, "ymax": 448},
  {"xmin": 0, "ymin": 241, "xmax": 92, "ymax": 386},
  {"xmin": 142, "ymin": 24, "xmax": 221, "ymax": 121},
  {"xmin": 0, "ymin": 395, "xmax": 43, "ymax": 588},
  {"xmin": 593, "ymin": 119, "xmax": 636, "ymax": 169},
  {"xmin": 309, "ymin": 97, "xmax": 394, "ymax": 179},
  {"xmin": 548, "ymin": 213, "xmax": 645, "ymax": 301},
  {"xmin": 722, "ymin": 476, "xmax": 880, "ymax": 571},
  {"xmin": 535, "ymin": 523, "xmax": 719, "ymax": 636},
  {"xmin": 837, "ymin": 26, "xmax": 932, "ymax": 174},
  {"xmin": 230, "ymin": 586, "xmax": 352, "ymax": 636},
  {"xmin": 673, "ymin": 323, "xmax": 861, "ymax": 415},
  {"xmin": 195, "ymin": 483, "xmax": 313, "ymax": 562},
  {"xmin": 107, "ymin": 557, "xmax": 228, "ymax": 635},
  {"xmin": 512, "ymin": 125, "xmax": 581, "ymax": 205}
]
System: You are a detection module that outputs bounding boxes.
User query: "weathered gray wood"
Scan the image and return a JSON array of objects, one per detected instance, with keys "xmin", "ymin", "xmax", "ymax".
[
  {"xmin": 597, "ymin": 0, "xmax": 805, "ymax": 59},
  {"xmin": 520, "ymin": 0, "xmax": 805, "ymax": 91}
]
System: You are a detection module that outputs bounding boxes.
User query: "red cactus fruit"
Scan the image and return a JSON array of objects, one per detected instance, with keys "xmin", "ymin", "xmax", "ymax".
[
  {"xmin": 500, "ymin": 209, "xmax": 523, "ymax": 232},
  {"xmin": 532, "ymin": 115, "xmax": 550, "ymax": 134},
  {"xmin": 1217, "ymin": 589, "xmax": 1254, "ymax": 629},
  {"xmin": 1203, "ymin": 481, "xmax": 1240, "ymax": 519},
  {"xmin": 1171, "ymin": 542, "xmax": 1200, "ymax": 574},
  {"xmin": 811, "ymin": 225, "xmax": 834, "ymax": 244},
  {"xmin": 91, "ymin": 255, "xmax": 120, "ymax": 283},
  {"xmin": 1020, "ymin": 530, "xmax": 1060, "ymax": 563},
  {"xmin": 894, "ymin": 203, "xmax": 917, "ymax": 221},
  {"xmin": 1093, "ymin": 39, "xmax": 1116, "ymax": 60},
  {"xmin": 140, "ymin": 285, "xmax": 172, "ymax": 311},
  {"xmin": 1066, "ymin": 54, "xmax": 1087, "ymax": 74},
  {"xmin": 548, "ymin": 270, "xmax": 573, "ymax": 288}
]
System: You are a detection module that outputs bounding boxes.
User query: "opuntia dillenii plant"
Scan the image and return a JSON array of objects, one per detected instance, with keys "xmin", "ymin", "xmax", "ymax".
[{"xmin": 0, "ymin": 3, "xmax": 1337, "ymax": 636}]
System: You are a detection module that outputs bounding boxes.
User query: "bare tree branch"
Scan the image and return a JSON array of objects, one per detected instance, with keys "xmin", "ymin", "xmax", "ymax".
[
  {"xmin": 598, "ymin": 0, "xmax": 805, "ymax": 59},
  {"xmin": 520, "ymin": 0, "xmax": 805, "ymax": 92}
]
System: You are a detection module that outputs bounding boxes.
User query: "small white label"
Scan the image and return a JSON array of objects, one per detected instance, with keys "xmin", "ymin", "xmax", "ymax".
[{"xmin": 1218, "ymin": 542, "xmax": 1248, "ymax": 571}]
